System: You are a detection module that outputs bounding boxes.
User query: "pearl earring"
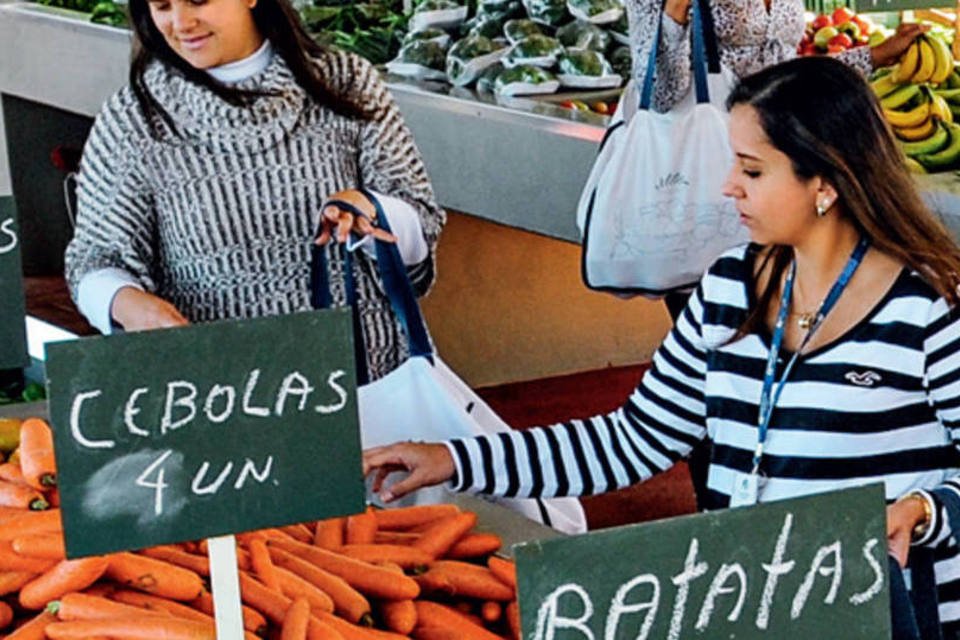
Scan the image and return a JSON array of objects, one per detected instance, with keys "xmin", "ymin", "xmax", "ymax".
[{"xmin": 816, "ymin": 200, "xmax": 829, "ymax": 217}]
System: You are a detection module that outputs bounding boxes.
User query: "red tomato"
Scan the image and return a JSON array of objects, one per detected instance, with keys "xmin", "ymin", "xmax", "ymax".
[
  {"xmin": 828, "ymin": 33, "xmax": 854, "ymax": 49},
  {"xmin": 559, "ymin": 100, "xmax": 575, "ymax": 109},
  {"xmin": 591, "ymin": 101, "xmax": 609, "ymax": 115},
  {"xmin": 799, "ymin": 42, "xmax": 819, "ymax": 56},
  {"xmin": 831, "ymin": 7, "xmax": 855, "ymax": 26},
  {"xmin": 826, "ymin": 43, "xmax": 846, "ymax": 54},
  {"xmin": 811, "ymin": 14, "xmax": 832, "ymax": 31}
]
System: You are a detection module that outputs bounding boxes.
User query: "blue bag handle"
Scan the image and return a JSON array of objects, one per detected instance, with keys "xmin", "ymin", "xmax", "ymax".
[
  {"xmin": 640, "ymin": 0, "xmax": 719, "ymax": 110},
  {"xmin": 310, "ymin": 189, "xmax": 434, "ymax": 384}
]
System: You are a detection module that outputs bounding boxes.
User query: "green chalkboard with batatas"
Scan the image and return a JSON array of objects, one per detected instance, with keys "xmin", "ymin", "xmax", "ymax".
[
  {"xmin": 514, "ymin": 484, "xmax": 890, "ymax": 640},
  {"xmin": 0, "ymin": 196, "xmax": 28, "ymax": 370},
  {"xmin": 45, "ymin": 310, "xmax": 364, "ymax": 558}
]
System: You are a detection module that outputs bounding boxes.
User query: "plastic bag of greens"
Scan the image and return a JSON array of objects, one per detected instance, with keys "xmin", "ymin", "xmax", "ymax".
[
  {"xmin": 503, "ymin": 19, "xmax": 543, "ymax": 44},
  {"xmin": 386, "ymin": 40, "xmax": 450, "ymax": 81},
  {"xmin": 609, "ymin": 45, "xmax": 631, "ymax": 81},
  {"xmin": 556, "ymin": 47, "xmax": 621, "ymax": 88},
  {"xmin": 503, "ymin": 34, "xmax": 563, "ymax": 68},
  {"xmin": 522, "ymin": 0, "xmax": 568, "ymax": 26},
  {"xmin": 476, "ymin": 62, "xmax": 505, "ymax": 93},
  {"xmin": 495, "ymin": 64, "xmax": 560, "ymax": 95},
  {"xmin": 409, "ymin": 0, "xmax": 468, "ymax": 32},
  {"xmin": 466, "ymin": 13, "xmax": 506, "ymax": 39},
  {"xmin": 403, "ymin": 27, "xmax": 452, "ymax": 49},
  {"xmin": 556, "ymin": 20, "xmax": 611, "ymax": 52},
  {"xmin": 567, "ymin": 0, "xmax": 622, "ymax": 25},
  {"xmin": 609, "ymin": 11, "xmax": 629, "ymax": 44},
  {"xmin": 446, "ymin": 34, "xmax": 507, "ymax": 86},
  {"xmin": 481, "ymin": 0, "xmax": 513, "ymax": 10}
]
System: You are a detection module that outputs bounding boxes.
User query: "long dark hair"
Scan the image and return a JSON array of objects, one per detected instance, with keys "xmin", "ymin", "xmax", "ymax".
[
  {"xmin": 727, "ymin": 56, "xmax": 960, "ymax": 338},
  {"xmin": 128, "ymin": 0, "xmax": 372, "ymax": 136}
]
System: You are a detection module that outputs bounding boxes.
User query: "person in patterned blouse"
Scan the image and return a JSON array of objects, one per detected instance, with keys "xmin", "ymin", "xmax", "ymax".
[{"xmin": 65, "ymin": 0, "xmax": 445, "ymax": 381}]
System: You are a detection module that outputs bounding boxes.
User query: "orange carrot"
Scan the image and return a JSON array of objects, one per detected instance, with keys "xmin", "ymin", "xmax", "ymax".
[
  {"xmin": 48, "ymin": 592, "xmax": 171, "ymax": 621},
  {"xmin": 43, "ymin": 617, "xmax": 216, "ymax": 639},
  {"xmin": 313, "ymin": 517, "xmax": 345, "ymax": 550},
  {"xmin": 377, "ymin": 563, "xmax": 416, "ymax": 635},
  {"xmin": 0, "ymin": 462, "xmax": 30, "ymax": 486},
  {"xmin": 413, "ymin": 601, "xmax": 502, "ymax": 640},
  {"xmin": 250, "ymin": 538, "xmax": 282, "ymax": 592},
  {"xmin": 281, "ymin": 523, "xmax": 314, "ymax": 544},
  {"xmin": 0, "ymin": 541, "xmax": 57, "ymax": 573},
  {"xmin": 139, "ymin": 545, "xmax": 209, "ymax": 577},
  {"xmin": 415, "ymin": 560, "xmax": 514, "ymax": 601},
  {"xmin": 372, "ymin": 504, "xmax": 460, "ymax": 530},
  {"xmin": 110, "ymin": 589, "xmax": 212, "ymax": 623},
  {"xmin": 269, "ymin": 538, "xmax": 419, "ymax": 600},
  {"xmin": 282, "ymin": 597, "xmax": 312, "ymax": 640},
  {"xmin": 190, "ymin": 591, "xmax": 268, "ymax": 635},
  {"xmin": 0, "ymin": 569, "xmax": 37, "ymax": 595},
  {"xmin": 313, "ymin": 611, "xmax": 407, "ymax": 640},
  {"xmin": 0, "ymin": 599, "xmax": 13, "ymax": 628},
  {"xmin": 446, "ymin": 532, "xmax": 502, "ymax": 559},
  {"xmin": 506, "ymin": 601, "xmax": 520, "ymax": 640},
  {"xmin": 345, "ymin": 509, "xmax": 378, "ymax": 545},
  {"xmin": 410, "ymin": 512, "xmax": 478, "ymax": 560},
  {"xmin": 238, "ymin": 570, "xmax": 294, "ymax": 625},
  {"xmin": 0, "ymin": 480, "xmax": 48, "ymax": 510},
  {"xmin": 19, "ymin": 419, "xmax": 57, "ymax": 490},
  {"xmin": 19, "ymin": 556, "xmax": 110, "ymax": 609},
  {"xmin": 487, "ymin": 555, "xmax": 517, "ymax": 589},
  {"xmin": 270, "ymin": 547, "xmax": 371, "ymax": 624},
  {"xmin": 275, "ymin": 565, "xmax": 335, "ymax": 613},
  {"xmin": 373, "ymin": 531, "xmax": 419, "ymax": 545},
  {"xmin": 0, "ymin": 508, "xmax": 61, "ymax": 540},
  {"xmin": 105, "ymin": 552, "xmax": 204, "ymax": 600},
  {"xmin": 480, "ymin": 601, "xmax": 502, "ymax": 623},
  {"xmin": 6, "ymin": 610, "xmax": 56, "ymax": 640},
  {"xmin": 12, "ymin": 533, "xmax": 66, "ymax": 560},
  {"xmin": 339, "ymin": 544, "xmax": 431, "ymax": 569},
  {"xmin": 411, "ymin": 628, "xmax": 463, "ymax": 640}
]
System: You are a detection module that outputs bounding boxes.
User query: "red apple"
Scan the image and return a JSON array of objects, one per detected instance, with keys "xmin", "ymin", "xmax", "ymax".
[
  {"xmin": 826, "ymin": 43, "xmax": 846, "ymax": 54},
  {"xmin": 828, "ymin": 33, "xmax": 854, "ymax": 50},
  {"xmin": 811, "ymin": 14, "xmax": 832, "ymax": 31},
  {"xmin": 799, "ymin": 42, "xmax": 818, "ymax": 56},
  {"xmin": 831, "ymin": 7, "xmax": 855, "ymax": 26}
]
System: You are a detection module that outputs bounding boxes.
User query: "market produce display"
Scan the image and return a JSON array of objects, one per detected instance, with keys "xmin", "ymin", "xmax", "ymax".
[
  {"xmin": 301, "ymin": 1, "xmax": 408, "ymax": 65},
  {"xmin": 871, "ymin": 32, "xmax": 960, "ymax": 173},
  {"xmin": 798, "ymin": 6, "xmax": 886, "ymax": 56},
  {"xmin": 0, "ymin": 418, "xmax": 522, "ymax": 639}
]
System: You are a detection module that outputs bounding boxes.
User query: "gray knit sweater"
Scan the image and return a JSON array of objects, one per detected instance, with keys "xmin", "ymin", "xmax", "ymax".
[{"xmin": 65, "ymin": 49, "xmax": 445, "ymax": 381}]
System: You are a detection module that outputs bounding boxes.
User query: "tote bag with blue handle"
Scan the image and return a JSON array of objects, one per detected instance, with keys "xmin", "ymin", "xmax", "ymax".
[
  {"xmin": 576, "ymin": 0, "xmax": 746, "ymax": 297},
  {"xmin": 311, "ymin": 192, "xmax": 588, "ymax": 535}
]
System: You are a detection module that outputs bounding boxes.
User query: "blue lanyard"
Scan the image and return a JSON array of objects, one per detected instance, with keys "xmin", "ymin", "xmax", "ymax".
[{"xmin": 752, "ymin": 237, "xmax": 870, "ymax": 474}]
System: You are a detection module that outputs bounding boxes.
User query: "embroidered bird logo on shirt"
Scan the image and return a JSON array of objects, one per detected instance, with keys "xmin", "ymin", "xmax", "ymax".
[{"xmin": 845, "ymin": 371, "xmax": 882, "ymax": 387}]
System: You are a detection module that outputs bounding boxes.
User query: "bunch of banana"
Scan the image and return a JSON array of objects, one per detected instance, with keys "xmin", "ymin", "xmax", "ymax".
[
  {"xmin": 880, "ymin": 85, "xmax": 953, "ymax": 143},
  {"xmin": 890, "ymin": 34, "xmax": 954, "ymax": 85}
]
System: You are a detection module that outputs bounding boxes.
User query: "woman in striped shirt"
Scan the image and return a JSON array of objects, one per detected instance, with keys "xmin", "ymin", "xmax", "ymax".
[{"xmin": 365, "ymin": 56, "xmax": 960, "ymax": 633}]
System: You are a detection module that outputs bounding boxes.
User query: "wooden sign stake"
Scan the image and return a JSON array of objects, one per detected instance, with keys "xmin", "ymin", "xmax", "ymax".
[{"xmin": 208, "ymin": 534, "xmax": 245, "ymax": 638}]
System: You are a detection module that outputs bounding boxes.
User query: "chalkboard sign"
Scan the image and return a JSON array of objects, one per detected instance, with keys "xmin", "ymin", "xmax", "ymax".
[
  {"xmin": 0, "ymin": 196, "xmax": 28, "ymax": 369},
  {"xmin": 45, "ymin": 310, "xmax": 364, "ymax": 558},
  {"xmin": 515, "ymin": 484, "xmax": 889, "ymax": 640},
  {"xmin": 854, "ymin": 0, "xmax": 957, "ymax": 10}
]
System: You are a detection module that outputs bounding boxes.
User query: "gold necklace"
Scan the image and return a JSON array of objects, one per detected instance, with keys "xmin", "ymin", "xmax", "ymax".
[{"xmin": 795, "ymin": 310, "xmax": 817, "ymax": 331}]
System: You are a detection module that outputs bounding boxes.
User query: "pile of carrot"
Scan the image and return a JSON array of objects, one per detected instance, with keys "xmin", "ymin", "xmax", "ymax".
[{"xmin": 0, "ymin": 419, "xmax": 522, "ymax": 639}]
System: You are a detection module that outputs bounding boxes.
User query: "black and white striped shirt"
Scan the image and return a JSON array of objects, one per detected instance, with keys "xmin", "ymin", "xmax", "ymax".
[{"xmin": 448, "ymin": 244, "xmax": 960, "ymax": 627}]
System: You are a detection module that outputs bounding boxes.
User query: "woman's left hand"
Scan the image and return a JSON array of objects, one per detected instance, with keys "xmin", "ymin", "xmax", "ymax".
[
  {"xmin": 315, "ymin": 189, "xmax": 397, "ymax": 247},
  {"xmin": 887, "ymin": 494, "xmax": 929, "ymax": 568},
  {"xmin": 870, "ymin": 23, "xmax": 929, "ymax": 70}
]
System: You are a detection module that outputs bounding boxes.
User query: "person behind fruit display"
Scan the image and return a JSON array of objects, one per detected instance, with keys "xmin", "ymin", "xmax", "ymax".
[
  {"xmin": 365, "ymin": 56, "xmax": 960, "ymax": 635},
  {"xmin": 64, "ymin": 0, "xmax": 445, "ymax": 381}
]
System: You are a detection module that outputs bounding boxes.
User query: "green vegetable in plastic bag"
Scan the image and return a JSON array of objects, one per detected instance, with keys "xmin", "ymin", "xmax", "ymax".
[
  {"xmin": 446, "ymin": 34, "xmax": 505, "ymax": 85},
  {"xmin": 556, "ymin": 20, "xmax": 610, "ymax": 52},
  {"xmin": 568, "ymin": 0, "xmax": 621, "ymax": 18},
  {"xmin": 610, "ymin": 11, "xmax": 628, "ymax": 37},
  {"xmin": 557, "ymin": 48, "xmax": 611, "ymax": 77},
  {"xmin": 503, "ymin": 19, "xmax": 542, "ymax": 44},
  {"xmin": 415, "ymin": 0, "xmax": 461, "ymax": 10},
  {"xmin": 521, "ymin": 0, "xmax": 568, "ymax": 26},
  {"xmin": 466, "ymin": 13, "xmax": 506, "ymax": 38},
  {"xmin": 397, "ymin": 40, "xmax": 448, "ymax": 69},
  {"xmin": 403, "ymin": 27, "xmax": 450, "ymax": 45},
  {"xmin": 476, "ymin": 62, "xmax": 505, "ymax": 93},
  {"xmin": 495, "ymin": 64, "xmax": 557, "ymax": 89},
  {"xmin": 504, "ymin": 35, "xmax": 563, "ymax": 66},
  {"xmin": 610, "ymin": 45, "xmax": 631, "ymax": 80}
]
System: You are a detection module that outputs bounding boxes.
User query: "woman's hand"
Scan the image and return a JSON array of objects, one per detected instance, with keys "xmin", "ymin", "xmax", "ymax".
[
  {"xmin": 870, "ymin": 23, "xmax": 929, "ymax": 69},
  {"xmin": 110, "ymin": 287, "xmax": 189, "ymax": 332},
  {"xmin": 887, "ymin": 494, "xmax": 930, "ymax": 568},
  {"xmin": 362, "ymin": 442, "xmax": 456, "ymax": 503},
  {"xmin": 664, "ymin": 0, "xmax": 691, "ymax": 25},
  {"xmin": 315, "ymin": 190, "xmax": 397, "ymax": 247}
]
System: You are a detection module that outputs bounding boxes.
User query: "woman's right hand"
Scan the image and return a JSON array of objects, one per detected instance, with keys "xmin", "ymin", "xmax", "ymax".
[
  {"xmin": 110, "ymin": 286, "xmax": 189, "ymax": 332},
  {"xmin": 664, "ymin": 0, "xmax": 692, "ymax": 25},
  {"xmin": 362, "ymin": 442, "xmax": 456, "ymax": 503}
]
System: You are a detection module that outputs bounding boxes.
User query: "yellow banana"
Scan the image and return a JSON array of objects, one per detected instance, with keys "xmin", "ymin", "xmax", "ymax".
[
  {"xmin": 871, "ymin": 69, "xmax": 904, "ymax": 99},
  {"xmin": 929, "ymin": 35, "xmax": 954, "ymax": 85},
  {"xmin": 912, "ymin": 37, "xmax": 937, "ymax": 84},
  {"xmin": 885, "ymin": 100, "xmax": 932, "ymax": 128},
  {"xmin": 895, "ymin": 116, "xmax": 937, "ymax": 141},
  {"xmin": 904, "ymin": 157, "xmax": 927, "ymax": 174},
  {"xmin": 932, "ymin": 93, "xmax": 954, "ymax": 123},
  {"xmin": 900, "ymin": 121, "xmax": 949, "ymax": 157},
  {"xmin": 894, "ymin": 41, "xmax": 921, "ymax": 83},
  {"xmin": 917, "ymin": 121, "xmax": 960, "ymax": 170}
]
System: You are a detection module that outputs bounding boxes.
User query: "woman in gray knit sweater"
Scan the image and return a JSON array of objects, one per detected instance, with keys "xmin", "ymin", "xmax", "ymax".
[{"xmin": 64, "ymin": 0, "xmax": 445, "ymax": 381}]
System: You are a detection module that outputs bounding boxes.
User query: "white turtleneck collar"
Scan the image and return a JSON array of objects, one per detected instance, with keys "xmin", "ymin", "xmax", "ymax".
[{"xmin": 207, "ymin": 39, "xmax": 275, "ymax": 84}]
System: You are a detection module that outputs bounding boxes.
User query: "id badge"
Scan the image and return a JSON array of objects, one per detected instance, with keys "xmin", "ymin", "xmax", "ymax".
[{"xmin": 729, "ymin": 472, "xmax": 760, "ymax": 508}]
